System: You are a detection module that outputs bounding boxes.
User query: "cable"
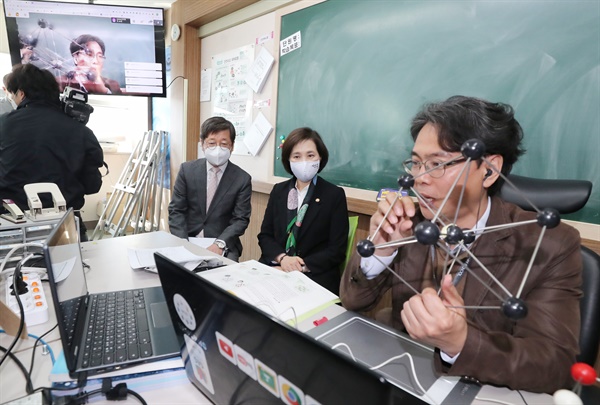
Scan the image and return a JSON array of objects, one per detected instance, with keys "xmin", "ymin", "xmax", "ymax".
[
  {"xmin": 126, "ymin": 388, "xmax": 148, "ymax": 405},
  {"xmin": 0, "ymin": 244, "xmax": 47, "ymax": 368},
  {"xmin": 474, "ymin": 397, "xmax": 522, "ymax": 405},
  {"xmin": 0, "ymin": 266, "xmax": 27, "ymax": 367},
  {"xmin": 166, "ymin": 75, "xmax": 185, "ymax": 89},
  {"xmin": 28, "ymin": 324, "xmax": 59, "ymax": 380},
  {"xmin": 369, "ymin": 352, "xmax": 437, "ymax": 405},
  {"xmin": 0, "ymin": 344, "xmax": 34, "ymax": 393},
  {"xmin": 0, "ymin": 242, "xmax": 44, "ymax": 276},
  {"xmin": 516, "ymin": 389, "xmax": 529, "ymax": 405},
  {"xmin": 330, "ymin": 341, "xmax": 437, "ymax": 405}
]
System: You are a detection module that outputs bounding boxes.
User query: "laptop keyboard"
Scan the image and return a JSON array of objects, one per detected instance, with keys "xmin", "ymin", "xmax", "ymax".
[{"xmin": 82, "ymin": 289, "xmax": 153, "ymax": 368}]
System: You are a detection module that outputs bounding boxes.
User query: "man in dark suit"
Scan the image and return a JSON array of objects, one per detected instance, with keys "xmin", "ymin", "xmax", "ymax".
[{"xmin": 168, "ymin": 117, "xmax": 251, "ymax": 261}]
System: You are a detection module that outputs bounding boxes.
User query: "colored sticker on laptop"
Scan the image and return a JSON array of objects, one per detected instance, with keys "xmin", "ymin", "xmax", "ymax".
[
  {"xmin": 173, "ymin": 293, "xmax": 196, "ymax": 330},
  {"xmin": 234, "ymin": 344, "xmax": 257, "ymax": 380},
  {"xmin": 184, "ymin": 334, "xmax": 215, "ymax": 395},
  {"xmin": 254, "ymin": 358, "xmax": 279, "ymax": 397},
  {"xmin": 215, "ymin": 331, "xmax": 236, "ymax": 365},
  {"xmin": 278, "ymin": 375, "xmax": 304, "ymax": 405}
]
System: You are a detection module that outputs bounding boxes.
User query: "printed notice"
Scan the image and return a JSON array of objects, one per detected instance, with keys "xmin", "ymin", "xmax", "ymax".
[
  {"xmin": 280, "ymin": 31, "xmax": 301, "ymax": 56},
  {"xmin": 243, "ymin": 111, "xmax": 273, "ymax": 156},
  {"xmin": 245, "ymin": 47, "xmax": 275, "ymax": 93}
]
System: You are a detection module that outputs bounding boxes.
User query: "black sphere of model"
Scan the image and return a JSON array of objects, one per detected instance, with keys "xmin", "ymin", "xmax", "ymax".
[
  {"xmin": 444, "ymin": 225, "xmax": 464, "ymax": 244},
  {"xmin": 461, "ymin": 139, "xmax": 486, "ymax": 160},
  {"xmin": 356, "ymin": 239, "xmax": 375, "ymax": 258},
  {"xmin": 502, "ymin": 297, "xmax": 528, "ymax": 320},
  {"xmin": 536, "ymin": 208, "xmax": 561, "ymax": 229},
  {"xmin": 397, "ymin": 174, "xmax": 415, "ymax": 189},
  {"xmin": 463, "ymin": 231, "xmax": 476, "ymax": 245},
  {"xmin": 414, "ymin": 221, "xmax": 440, "ymax": 245}
]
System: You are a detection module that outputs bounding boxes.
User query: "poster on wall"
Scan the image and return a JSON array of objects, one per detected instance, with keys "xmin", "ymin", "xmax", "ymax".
[{"xmin": 211, "ymin": 44, "xmax": 255, "ymax": 156}]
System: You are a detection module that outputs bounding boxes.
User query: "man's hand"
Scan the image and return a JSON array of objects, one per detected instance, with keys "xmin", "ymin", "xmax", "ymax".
[
  {"xmin": 72, "ymin": 67, "xmax": 110, "ymax": 94},
  {"xmin": 370, "ymin": 193, "xmax": 416, "ymax": 256},
  {"xmin": 400, "ymin": 274, "xmax": 468, "ymax": 357},
  {"xmin": 206, "ymin": 243, "xmax": 223, "ymax": 256}
]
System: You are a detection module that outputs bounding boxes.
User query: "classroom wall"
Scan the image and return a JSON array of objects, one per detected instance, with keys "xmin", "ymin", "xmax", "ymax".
[{"xmin": 193, "ymin": 0, "xmax": 599, "ymax": 243}]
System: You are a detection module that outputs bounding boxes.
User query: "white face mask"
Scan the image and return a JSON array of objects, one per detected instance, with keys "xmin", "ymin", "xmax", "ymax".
[
  {"xmin": 204, "ymin": 146, "xmax": 231, "ymax": 167},
  {"xmin": 290, "ymin": 160, "xmax": 320, "ymax": 183}
]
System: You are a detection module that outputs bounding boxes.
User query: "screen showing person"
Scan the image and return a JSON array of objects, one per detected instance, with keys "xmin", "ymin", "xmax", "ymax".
[
  {"xmin": 3, "ymin": 0, "xmax": 166, "ymax": 97},
  {"xmin": 63, "ymin": 34, "xmax": 121, "ymax": 95}
]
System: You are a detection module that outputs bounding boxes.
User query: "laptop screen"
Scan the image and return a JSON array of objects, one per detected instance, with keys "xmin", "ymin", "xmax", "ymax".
[
  {"xmin": 43, "ymin": 209, "xmax": 89, "ymax": 371},
  {"xmin": 155, "ymin": 253, "xmax": 427, "ymax": 405}
]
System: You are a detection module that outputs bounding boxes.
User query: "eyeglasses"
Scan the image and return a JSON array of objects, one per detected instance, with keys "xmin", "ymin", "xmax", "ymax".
[
  {"xmin": 402, "ymin": 156, "xmax": 467, "ymax": 178},
  {"xmin": 73, "ymin": 50, "xmax": 106, "ymax": 61},
  {"xmin": 205, "ymin": 141, "xmax": 232, "ymax": 149}
]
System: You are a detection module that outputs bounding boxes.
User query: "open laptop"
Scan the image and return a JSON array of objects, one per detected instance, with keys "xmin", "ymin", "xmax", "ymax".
[
  {"xmin": 43, "ymin": 209, "xmax": 181, "ymax": 378},
  {"xmin": 154, "ymin": 252, "xmax": 430, "ymax": 405}
]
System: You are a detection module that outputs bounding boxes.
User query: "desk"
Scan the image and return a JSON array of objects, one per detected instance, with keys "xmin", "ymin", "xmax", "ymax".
[
  {"xmin": 1, "ymin": 232, "xmax": 218, "ymax": 404},
  {"xmin": 0, "ymin": 231, "xmax": 570, "ymax": 404}
]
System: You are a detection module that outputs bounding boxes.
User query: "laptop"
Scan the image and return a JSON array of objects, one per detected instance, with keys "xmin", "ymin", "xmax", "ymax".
[
  {"xmin": 154, "ymin": 252, "xmax": 430, "ymax": 405},
  {"xmin": 43, "ymin": 209, "xmax": 181, "ymax": 378}
]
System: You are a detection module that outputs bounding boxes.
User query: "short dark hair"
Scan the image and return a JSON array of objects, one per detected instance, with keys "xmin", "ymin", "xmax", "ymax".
[
  {"xmin": 200, "ymin": 117, "xmax": 236, "ymax": 144},
  {"xmin": 410, "ymin": 95, "xmax": 525, "ymax": 195},
  {"xmin": 281, "ymin": 127, "xmax": 329, "ymax": 175},
  {"xmin": 6, "ymin": 63, "xmax": 59, "ymax": 104},
  {"xmin": 70, "ymin": 34, "xmax": 106, "ymax": 55}
]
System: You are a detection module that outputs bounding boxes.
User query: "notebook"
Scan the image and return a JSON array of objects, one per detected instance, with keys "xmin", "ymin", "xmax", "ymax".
[
  {"xmin": 154, "ymin": 252, "xmax": 429, "ymax": 404},
  {"xmin": 43, "ymin": 209, "xmax": 181, "ymax": 379}
]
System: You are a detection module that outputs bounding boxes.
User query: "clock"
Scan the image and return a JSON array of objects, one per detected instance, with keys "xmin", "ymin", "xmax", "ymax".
[{"xmin": 170, "ymin": 24, "xmax": 181, "ymax": 41}]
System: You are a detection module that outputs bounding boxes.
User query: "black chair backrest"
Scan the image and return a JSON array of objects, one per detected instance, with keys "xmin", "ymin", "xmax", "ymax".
[
  {"xmin": 499, "ymin": 174, "xmax": 599, "ymax": 366},
  {"xmin": 578, "ymin": 246, "xmax": 600, "ymax": 365},
  {"xmin": 499, "ymin": 174, "xmax": 592, "ymax": 214}
]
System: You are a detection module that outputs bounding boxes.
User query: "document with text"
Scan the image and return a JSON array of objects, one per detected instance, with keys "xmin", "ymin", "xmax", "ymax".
[{"xmin": 200, "ymin": 260, "xmax": 340, "ymax": 324}]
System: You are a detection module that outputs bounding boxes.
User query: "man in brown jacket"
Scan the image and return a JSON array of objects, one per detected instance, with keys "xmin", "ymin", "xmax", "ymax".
[{"xmin": 340, "ymin": 95, "xmax": 582, "ymax": 394}]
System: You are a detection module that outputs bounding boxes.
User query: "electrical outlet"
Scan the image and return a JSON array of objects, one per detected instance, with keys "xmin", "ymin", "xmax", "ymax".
[{"xmin": 6, "ymin": 272, "xmax": 49, "ymax": 326}]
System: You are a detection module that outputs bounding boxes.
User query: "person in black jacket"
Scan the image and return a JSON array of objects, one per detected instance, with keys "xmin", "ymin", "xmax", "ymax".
[
  {"xmin": 258, "ymin": 127, "xmax": 349, "ymax": 294},
  {"xmin": 0, "ymin": 63, "xmax": 104, "ymax": 241}
]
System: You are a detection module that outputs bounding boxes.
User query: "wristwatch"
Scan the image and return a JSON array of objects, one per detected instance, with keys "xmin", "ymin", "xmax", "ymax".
[{"xmin": 214, "ymin": 239, "xmax": 226, "ymax": 250}]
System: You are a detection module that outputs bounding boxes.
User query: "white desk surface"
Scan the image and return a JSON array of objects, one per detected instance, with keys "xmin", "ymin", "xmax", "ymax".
[{"xmin": 0, "ymin": 231, "xmax": 555, "ymax": 405}]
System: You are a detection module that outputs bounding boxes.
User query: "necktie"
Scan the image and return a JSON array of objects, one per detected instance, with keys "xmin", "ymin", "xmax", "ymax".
[{"xmin": 206, "ymin": 167, "xmax": 221, "ymax": 210}]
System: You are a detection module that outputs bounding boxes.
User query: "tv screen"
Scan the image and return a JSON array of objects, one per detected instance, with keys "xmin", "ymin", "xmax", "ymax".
[{"xmin": 3, "ymin": 0, "xmax": 166, "ymax": 97}]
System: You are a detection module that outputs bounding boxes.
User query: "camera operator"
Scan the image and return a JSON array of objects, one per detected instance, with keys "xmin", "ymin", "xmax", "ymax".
[{"xmin": 0, "ymin": 64, "xmax": 104, "ymax": 241}]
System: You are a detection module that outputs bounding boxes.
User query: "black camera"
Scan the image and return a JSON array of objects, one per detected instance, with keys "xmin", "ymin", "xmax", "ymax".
[{"xmin": 60, "ymin": 86, "xmax": 94, "ymax": 125}]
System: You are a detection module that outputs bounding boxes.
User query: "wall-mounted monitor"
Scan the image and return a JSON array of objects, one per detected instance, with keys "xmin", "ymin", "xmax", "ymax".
[{"xmin": 3, "ymin": 0, "xmax": 167, "ymax": 97}]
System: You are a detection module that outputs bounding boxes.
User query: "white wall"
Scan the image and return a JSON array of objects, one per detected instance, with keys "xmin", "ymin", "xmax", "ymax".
[{"xmin": 200, "ymin": 12, "xmax": 278, "ymax": 182}]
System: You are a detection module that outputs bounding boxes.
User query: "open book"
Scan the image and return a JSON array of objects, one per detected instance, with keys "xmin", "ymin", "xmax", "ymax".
[{"xmin": 199, "ymin": 260, "xmax": 340, "ymax": 324}]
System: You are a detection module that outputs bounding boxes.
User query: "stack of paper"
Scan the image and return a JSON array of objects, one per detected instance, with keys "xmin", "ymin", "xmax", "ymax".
[
  {"xmin": 199, "ymin": 260, "xmax": 340, "ymax": 325},
  {"xmin": 127, "ymin": 246, "xmax": 215, "ymax": 273}
]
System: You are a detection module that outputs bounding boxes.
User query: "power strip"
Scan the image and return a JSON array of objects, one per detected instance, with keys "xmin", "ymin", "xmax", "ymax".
[{"xmin": 5, "ymin": 272, "xmax": 49, "ymax": 326}]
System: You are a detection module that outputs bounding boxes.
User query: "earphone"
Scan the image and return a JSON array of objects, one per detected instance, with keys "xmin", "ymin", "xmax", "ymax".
[{"xmin": 484, "ymin": 169, "xmax": 493, "ymax": 178}]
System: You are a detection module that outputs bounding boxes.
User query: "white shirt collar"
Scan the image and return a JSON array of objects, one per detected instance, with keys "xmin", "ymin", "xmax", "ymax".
[{"xmin": 206, "ymin": 160, "xmax": 228, "ymax": 173}]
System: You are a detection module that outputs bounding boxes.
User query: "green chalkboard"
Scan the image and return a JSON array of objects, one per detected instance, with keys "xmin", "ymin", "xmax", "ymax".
[{"xmin": 275, "ymin": 0, "xmax": 600, "ymax": 224}]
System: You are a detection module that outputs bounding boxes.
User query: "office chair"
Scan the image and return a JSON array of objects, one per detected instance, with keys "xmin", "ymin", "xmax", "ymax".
[{"xmin": 499, "ymin": 174, "xmax": 599, "ymax": 367}]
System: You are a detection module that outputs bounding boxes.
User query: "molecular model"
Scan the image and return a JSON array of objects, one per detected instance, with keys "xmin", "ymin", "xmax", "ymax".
[{"xmin": 355, "ymin": 139, "xmax": 595, "ymax": 403}]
